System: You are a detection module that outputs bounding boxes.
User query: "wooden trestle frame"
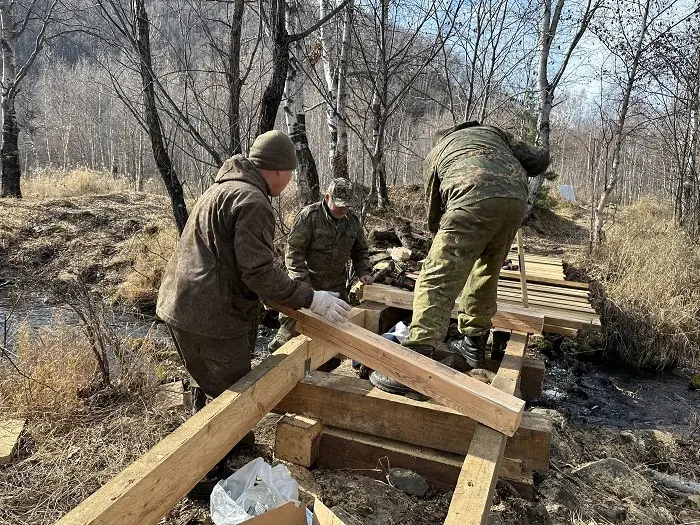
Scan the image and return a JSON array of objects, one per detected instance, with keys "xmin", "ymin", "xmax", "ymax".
[{"xmin": 56, "ymin": 296, "xmax": 547, "ymax": 525}]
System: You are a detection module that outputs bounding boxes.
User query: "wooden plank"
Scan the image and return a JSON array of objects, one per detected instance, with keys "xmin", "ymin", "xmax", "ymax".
[
  {"xmin": 445, "ymin": 334, "xmax": 528, "ymax": 525},
  {"xmin": 56, "ymin": 336, "xmax": 338, "ymax": 525},
  {"xmin": 0, "ymin": 419, "xmax": 25, "ymax": 465},
  {"xmin": 362, "ymin": 284, "xmax": 545, "ymax": 335},
  {"xmin": 363, "ymin": 283, "xmax": 599, "ymax": 332},
  {"xmin": 275, "ymin": 372, "xmax": 551, "ymax": 471},
  {"xmin": 275, "ymin": 414, "xmax": 323, "ymax": 468},
  {"xmin": 499, "ymin": 272, "xmax": 589, "ymax": 289},
  {"xmin": 317, "ymin": 426, "xmax": 533, "ymax": 500},
  {"xmin": 271, "ymin": 303, "xmax": 525, "ymax": 437}
]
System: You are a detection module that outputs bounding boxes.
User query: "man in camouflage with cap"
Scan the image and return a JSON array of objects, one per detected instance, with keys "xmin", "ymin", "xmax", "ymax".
[
  {"xmin": 269, "ymin": 177, "xmax": 374, "ymax": 354},
  {"xmin": 369, "ymin": 121, "xmax": 550, "ymax": 396}
]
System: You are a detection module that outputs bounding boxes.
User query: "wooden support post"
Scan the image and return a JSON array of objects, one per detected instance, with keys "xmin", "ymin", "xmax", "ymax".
[
  {"xmin": 275, "ymin": 414, "xmax": 323, "ymax": 468},
  {"xmin": 275, "ymin": 372, "xmax": 551, "ymax": 471},
  {"xmin": 56, "ymin": 336, "xmax": 338, "ymax": 525},
  {"xmin": 316, "ymin": 426, "xmax": 534, "ymax": 500},
  {"xmin": 362, "ymin": 284, "xmax": 544, "ymax": 334},
  {"xmin": 270, "ymin": 303, "xmax": 525, "ymax": 437},
  {"xmin": 516, "ymin": 229, "xmax": 529, "ymax": 308},
  {"xmin": 445, "ymin": 333, "xmax": 528, "ymax": 525}
]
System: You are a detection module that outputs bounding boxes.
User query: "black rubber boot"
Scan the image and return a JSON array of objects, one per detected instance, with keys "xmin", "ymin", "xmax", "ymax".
[
  {"xmin": 491, "ymin": 330, "xmax": 511, "ymax": 361},
  {"xmin": 447, "ymin": 334, "xmax": 489, "ymax": 369}
]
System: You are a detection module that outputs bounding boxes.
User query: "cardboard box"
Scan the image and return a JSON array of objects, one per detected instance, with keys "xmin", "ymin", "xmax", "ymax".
[{"xmin": 244, "ymin": 498, "xmax": 347, "ymax": 525}]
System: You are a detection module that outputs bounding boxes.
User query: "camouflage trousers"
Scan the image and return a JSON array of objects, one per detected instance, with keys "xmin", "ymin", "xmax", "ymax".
[
  {"xmin": 403, "ymin": 198, "xmax": 525, "ymax": 353},
  {"xmin": 271, "ymin": 283, "xmax": 348, "ymax": 350}
]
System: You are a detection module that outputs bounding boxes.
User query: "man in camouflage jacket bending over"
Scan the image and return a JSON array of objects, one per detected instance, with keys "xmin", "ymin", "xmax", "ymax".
[
  {"xmin": 370, "ymin": 121, "xmax": 550, "ymax": 396},
  {"xmin": 269, "ymin": 178, "xmax": 374, "ymax": 357}
]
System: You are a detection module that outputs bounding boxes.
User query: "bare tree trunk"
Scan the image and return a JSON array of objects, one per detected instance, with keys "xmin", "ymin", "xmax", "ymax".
[
  {"xmin": 525, "ymin": 0, "xmax": 601, "ymax": 220},
  {"xmin": 134, "ymin": 0, "xmax": 188, "ymax": 234},
  {"xmin": 320, "ymin": 0, "xmax": 338, "ymax": 165},
  {"xmin": 258, "ymin": 0, "xmax": 290, "ymax": 135},
  {"xmin": 228, "ymin": 0, "xmax": 244, "ymax": 155},
  {"xmin": 0, "ymin": 4, "xmax": 21, "ymax": 197},
  {"xmin": 331, "ymin": 0, "xmax": 353, "ymax": 179},
  {"xmin": 285, "ymin": 0, "xmax": 320, "ymax": 204},
  {"xmin": 593, "ymin": 0, "xmax": 651, "ymax": 245}
]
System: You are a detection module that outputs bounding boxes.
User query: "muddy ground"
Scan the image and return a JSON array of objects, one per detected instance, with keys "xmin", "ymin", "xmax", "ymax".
[{"xmin": 1, "ymin": 192, "xmax": 699, "ymax": 525}]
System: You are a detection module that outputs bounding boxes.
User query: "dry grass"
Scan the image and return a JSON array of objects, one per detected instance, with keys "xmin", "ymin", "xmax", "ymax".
[
  {"xmin": 22, "ymin": 168, "xmax": 135, "ymax": 199},
  {"xmin": 580, "ymin": 199, "xmax": 700, "ymax": 369},
  {"xmin": 0, "ymin": 318, "xmax": 185, "ymax": 524},
  {"xmin": 116, "ymin": 221, "xmax": 179, "ymax": 305}
]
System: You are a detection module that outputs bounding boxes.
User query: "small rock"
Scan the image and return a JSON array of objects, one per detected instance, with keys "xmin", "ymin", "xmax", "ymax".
[
  {"xmin": 530, "ymin": 408, "xmax": 567, "ymax": 430},
  {"xmin": 388, "ymin": 468, "xmax": 429, "ymax": 497},
  {"xmin": 619, "ymin": 431, "xmax": 635, "ymax": 443},
  {"xmin": 155, "ymin": 381, "xmax": 185, "ymax": 411},
  {"xmin": 572, "ymin": 457, "xmax": 654, "ymax": 503},
  {"xmin": 468, "ymin": 368, "xmax": 496, "ymax": 384},
  {"xmin": 440, "ymin": 354, "xmax": 469, "ymax": 372}
]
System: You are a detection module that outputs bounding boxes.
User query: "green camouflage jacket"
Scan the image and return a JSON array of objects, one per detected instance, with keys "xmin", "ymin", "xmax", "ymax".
[
  {"xmin": 285, "ymin": 201, "xmax": 372, "ymax": 291},
  {"xmin": 424, "ymin": 123, "xmax": 550, "ymax": 233}
]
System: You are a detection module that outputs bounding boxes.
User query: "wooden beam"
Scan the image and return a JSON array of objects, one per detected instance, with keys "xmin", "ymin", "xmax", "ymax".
[
  {"xmin": 275, "ymin": 414, "xmax": 323, "ymax": 468},
  {"xmin": 445, "ymin": 333, "xmax": 528, "ymax": 525},
  {"xmin": 275, "ymin": 372, "xmax": 550, "ymax": 471},
  {"xmin": 499, "ymin": 273, "xmax": 589, "ymax": 289},
  {"xmin": 317, "ymin": 426, "xmax": 534, "ymax": 500},
  {"xmin": 56, "ymin": 336, "xmax": 337, "ymax": 525},
  {"xmin": 363, "ymin": 283, "xmax": 599, "ymax": 334},
  {"xmin": 271, "ymin": 303, "xmax": 525, "ymax": 437},
  {"xmin": 362, "ymin": 284, "xmax": 544, "ymax": 334}
]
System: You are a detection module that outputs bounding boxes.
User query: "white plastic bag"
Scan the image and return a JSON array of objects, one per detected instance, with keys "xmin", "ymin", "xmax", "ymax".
[{"xmin": 210, "ymin": 457, "xmax": 300, "ymax": 525}]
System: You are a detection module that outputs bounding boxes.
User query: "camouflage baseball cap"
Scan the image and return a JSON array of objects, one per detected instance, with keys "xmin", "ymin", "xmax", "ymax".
[{"xmin": 327, "ymin": 178, "xmax": 353, "ymax": 207}]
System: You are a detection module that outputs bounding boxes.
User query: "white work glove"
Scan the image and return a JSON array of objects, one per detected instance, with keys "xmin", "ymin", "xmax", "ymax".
[{"xmin": 309, "ymin": 290, "xmax": 351, "ymax": 323}]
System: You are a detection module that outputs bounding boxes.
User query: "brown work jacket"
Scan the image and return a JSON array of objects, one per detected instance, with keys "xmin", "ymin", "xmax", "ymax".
[{"xmin": 156, "ymin": 155, "xmax": 314, "ymax": 338}]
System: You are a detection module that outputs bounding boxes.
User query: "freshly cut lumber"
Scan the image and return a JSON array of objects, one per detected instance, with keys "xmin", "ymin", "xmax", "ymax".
[
  {"xmin": 0, "ymin": 419, "xmax": 25, "ymax": 465},
  {"xmin": 499, "ymin": 272, "xmax": 589, "ymax": 289},
  {"xmin": 362, "ymin": 284, "xmax": 545, "ymax": 335},
  {"xmin": 271, "ymin": 303, "xmax": 525, "ymax": 437},
  {"xmin": 445, "ymin": 333, "xmax": 528, "ymax": 525},
  {"xmin": 275, "ymin": 372, "xmax": 551, "ymax": 471},
  {"xmin": 363, "ymin": 283, "xmax": 598, "ymax": 334},
  {"xmin": 55, "ymin": 336, "xmax": 338, "ymax": 525},
  {"xmin": 317, "ymin": 426, "xmax": 534, "ymax": 500},
  {"xmin": 275, "ymin": 414, "xmax": 323, "ymax": 468}
]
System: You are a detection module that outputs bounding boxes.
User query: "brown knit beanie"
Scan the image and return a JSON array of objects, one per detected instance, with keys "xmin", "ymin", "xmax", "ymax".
[{"xmin": 248, "ymin": 130, "xmax": 298, "ymax": 170}]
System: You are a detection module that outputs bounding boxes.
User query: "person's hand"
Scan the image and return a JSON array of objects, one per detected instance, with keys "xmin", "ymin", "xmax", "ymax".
[
  {"xmin": 359, "ymin": 274, "xmax": 374, "ymax": 285},
  {"xmin": 309, "ymin": 290, "xmax": 351, "ymax": 323}
]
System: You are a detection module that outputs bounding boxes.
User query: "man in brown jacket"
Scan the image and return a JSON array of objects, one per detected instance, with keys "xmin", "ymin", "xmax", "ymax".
[{"xmin": 157, "ymin": 130, "xmax": 350, "ymax": 411}]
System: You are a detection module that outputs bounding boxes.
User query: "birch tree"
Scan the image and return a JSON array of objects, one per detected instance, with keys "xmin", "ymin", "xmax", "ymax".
[
  {"xmin": 0, "ymin": 0, "xmax": 60, "ymax": 198},
  {"xmin": 319, "ymin": 0, "xmax": 353, "ymax": 179},
  {"xmin": 284, "ymin": 0, "xmax": 321, "ymax": 204},
  {"xmin": 524, "ymin": 0, "xmax": 602, "ymax": 220},
  {"xmin": 591, "ymin": 0, "xmax": 697, "ymax": 245}
]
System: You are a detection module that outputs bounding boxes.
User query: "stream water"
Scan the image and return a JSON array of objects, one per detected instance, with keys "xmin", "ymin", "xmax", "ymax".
[{"xmin": 0, "ymin": 285, "xmax": 167, "ymax": 349}]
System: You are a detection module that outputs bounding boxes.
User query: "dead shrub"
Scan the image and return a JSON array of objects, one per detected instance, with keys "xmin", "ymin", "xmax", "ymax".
[{"xmin": 580, "ymin": 199, "xmax": 700, "ymax": 369}]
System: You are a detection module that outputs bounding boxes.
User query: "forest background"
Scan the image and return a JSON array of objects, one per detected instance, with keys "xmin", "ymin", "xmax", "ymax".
[{"xmin": 0, "ymin": 0, "xmax": 698, "ymax": 244}]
